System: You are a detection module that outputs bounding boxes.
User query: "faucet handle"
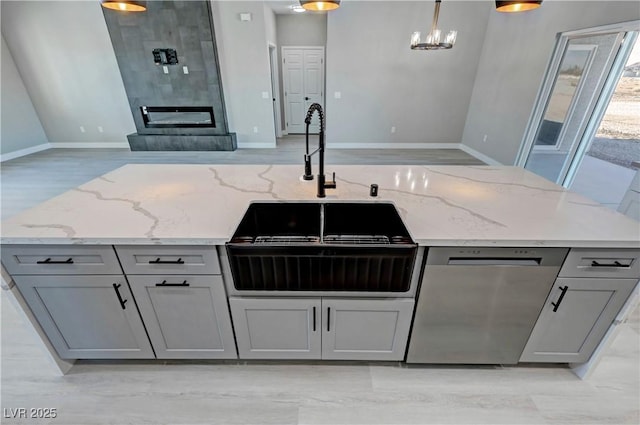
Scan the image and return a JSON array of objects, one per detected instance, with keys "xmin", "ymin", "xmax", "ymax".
[{"xmin": 325, "ymin": 172, "xmax": 337, "ymax": 190}]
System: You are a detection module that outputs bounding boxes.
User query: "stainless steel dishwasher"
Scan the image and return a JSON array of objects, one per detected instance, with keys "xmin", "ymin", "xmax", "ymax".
[{"xmin": 406, "ymin": 247, "xmax": 568, "ymax": 364}]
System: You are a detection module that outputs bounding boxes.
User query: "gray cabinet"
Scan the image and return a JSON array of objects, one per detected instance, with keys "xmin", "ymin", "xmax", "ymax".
[
  {"xmin": 322, "ymin": 298, "xmax": 414, "ymax": 361},
  {"xmin": 13, "ymin": 275, "xmax": 154, "ymax": 359},
  {"xmin": 230, "ymin": 297, "xmax": 414, "ymax": 361},
  {"xmin": 230, "ymin": 298, "xmax": 321, "ymax": 359},
  {"xmin": 1, "ymin": 245, "xmax": 121, "ymax": 275},
  {"xmin": 115, "ymin": 245, "xmax": 220, "ymax": 275},
  {"xmin": 520, "ymin": 277, "xmax": 637, "ymax": 363},
  {"xmin": 128, "ymin": 275, "xmax": 237, "ymax": 359}
]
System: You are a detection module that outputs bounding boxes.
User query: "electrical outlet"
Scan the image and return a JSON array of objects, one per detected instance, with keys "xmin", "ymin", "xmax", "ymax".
[
  {"xmin": 253, "ymin": 126, "xmax": 258, "ymax": 133},
  {"xmin": 334, "ymin": 92, "xmax": 341, "ymax": 99},
  {"xmin": 98, "ymin": 126, "xmax": 104, "ymax": 133},
  {"xmin": 79, "ymin": 126, "xmax": 86, "ymax": 133},
  {"xmin": 391, "ymin": 126, "xmax": 396, "ymax": 134},
  {"xmin": 483, "ymin": 134, "xmax": 488, "ymax": 143},
  {"xmin": 262, "ymin": 91, "xmax": 269, "ymax": 99},
  {"xmin": 163, "ymin": 66, "xmax": 169, "ymax": 74},
  {"xmin": 182, "ymin": 66, "xmax": 189, "ymax": 74}
]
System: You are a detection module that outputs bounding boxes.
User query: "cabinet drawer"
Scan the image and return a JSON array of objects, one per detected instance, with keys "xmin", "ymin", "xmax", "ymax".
[
  {"xmin": 559, "ymin": 249, "xmax": 640, "ymax": 279},
  {"xmin": 1, "ymin": 245, "xmax": 122, "ymax": 275},
  {"xmin": 115, "ymin": 246, "xmax": 220, "ymax": 275}
]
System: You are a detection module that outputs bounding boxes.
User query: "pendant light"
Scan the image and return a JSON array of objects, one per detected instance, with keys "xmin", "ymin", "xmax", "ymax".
[
  {"xmin": 101, "ymin": 0, "xmax": 147, "ymax": 12},
  {"xmin": 300, "ymin": 0, "xmax": 340, "ymax": 11},
  {"xmin": 411, "ymin": 0, "xmax": 457, "ymax": 50},
  {"xmin": 495, "ymin": 1, "xmax": 542, "ymax": 12}
]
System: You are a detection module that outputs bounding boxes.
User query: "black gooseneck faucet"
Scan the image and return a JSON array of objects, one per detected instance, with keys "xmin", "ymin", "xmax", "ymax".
[{"xmin": 303, "ymin": 103, "xmax": 336, "ymax": 198}]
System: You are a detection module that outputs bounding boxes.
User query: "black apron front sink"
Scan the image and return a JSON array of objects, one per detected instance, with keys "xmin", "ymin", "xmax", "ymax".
[{"xmin": 226, "ymin": 202, "xmax": 417, "ymax": 292}]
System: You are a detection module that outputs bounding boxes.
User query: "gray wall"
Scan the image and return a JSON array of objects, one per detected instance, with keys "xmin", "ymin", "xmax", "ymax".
[
  {"xmin": 276, "ymin": 13, "xmax": 327, "ymax": 47},
  {"xmin": 264, "ymin": 4, "xmax": 277, "ymax": 46},
  {"xmin": 461, "ymin": 1, "xmax": 640, "ymax": 165},
  {"xmin": 1, "ymin": 1, "xmax": 134, "ymax": 146},
  {"xmin": 211, "ymin": 1, "xmax": 276, "ymax": 146},
  {"xmin": 1, "ymin": 35, "xmax": 48, "ymax": 156},
  {"xmin": 325, "ymin": 1, "xmax": 491, "ymax": 145}
]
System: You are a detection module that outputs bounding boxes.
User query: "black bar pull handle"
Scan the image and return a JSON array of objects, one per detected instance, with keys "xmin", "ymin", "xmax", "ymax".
[
  {"xmin": 149, "ymin": 257, "xmax": 185, "ymax": 264},
  {"xmin": 36, "ymin": 257, "xmax": 74, "ymax": 264},
  {"xmin": 155, "ymin": 280, "xmax": 189, "ymax": 287},
  {"xmin": 551, "ymin": 285, "xmax": 569, "ymax": 312},
  {"xmin": 591, "ymin": 260, "xmax": 626, "ymax": 268},
  {"xmin": 327, "ymin": 307, "xmax": 331, "ymax": 332},
  {"xmin": 112, "ymin": 283, "xmax": 128, "ymax": 310},
  {"xmin": 313, "ymin": 306, "xmax": 316, "ymax": 332}
]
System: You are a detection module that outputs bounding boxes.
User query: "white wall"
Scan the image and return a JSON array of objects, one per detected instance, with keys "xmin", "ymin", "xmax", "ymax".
[
  {"xmin": 1, "ymin": 1, "xmax": 134, "ymax": 146},
  {"xmin": 211, "ymin": 1, "xmax": 276, "ymax": 147},
  {"xmin": 1, "ymin": 35, "xmax": 49, "ymax": 157},
  {"xmin": 325, "ymin": 1, "xmax": 491, "ymax": 146},
  {"xmin": 462, "ymin": 1, "xmax": 640, "ymax": 165}
]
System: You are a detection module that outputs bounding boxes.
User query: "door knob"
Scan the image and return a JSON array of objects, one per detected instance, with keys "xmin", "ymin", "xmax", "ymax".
[{"xmin": 305, "ymin": 97, "xmax": 309, "ymax": 100}]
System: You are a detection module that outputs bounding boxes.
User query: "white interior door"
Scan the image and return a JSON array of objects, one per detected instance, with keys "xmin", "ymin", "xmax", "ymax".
[{"xmin": 283, "ymin": 47, "xmax": 324, "ymax": 134}]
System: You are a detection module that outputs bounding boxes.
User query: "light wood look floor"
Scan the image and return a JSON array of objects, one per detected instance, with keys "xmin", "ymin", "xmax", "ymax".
[{"xmin": 1, "ymin": 141, "xmax": 638, "ymax": 424}]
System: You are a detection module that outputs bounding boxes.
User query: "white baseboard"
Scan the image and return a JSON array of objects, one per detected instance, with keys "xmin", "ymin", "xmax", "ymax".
[
  {"xmin": 459, "ymin": 144, "xmax": 502, "ymax": 165},
  {"xmin": 237, "ymin": 142, "xmax": 276, "ymax": 148},
  {"xmin": 326, "ymin": 142, "xmax": 461, "ymax": 149},
  {"xmin": 50, "ymin": 142, "xmax": 130, "ymax": 149},
  {"xmin": 0, "ymin": 143, "xmax": 50, "ymax": 162}
]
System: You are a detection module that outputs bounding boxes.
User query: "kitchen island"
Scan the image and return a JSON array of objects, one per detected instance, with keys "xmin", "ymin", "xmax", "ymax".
[{"xmin": 1, "ymin": 164, "xmax": 638, "ymax": 377}]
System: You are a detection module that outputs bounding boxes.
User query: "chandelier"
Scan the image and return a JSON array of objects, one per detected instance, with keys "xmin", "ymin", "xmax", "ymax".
[{"xmin": 411, "ymin": 0, "xmax": 457, "ymax": 50}]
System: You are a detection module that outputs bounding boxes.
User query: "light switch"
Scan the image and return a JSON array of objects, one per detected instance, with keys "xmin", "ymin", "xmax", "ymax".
[
  {"xmin": 253, "ymin": 126, "xmax": 258, "ymax": 133},
  {"xmin": 183, "ymin": 66, "xmax": 189, "ymax": 74},
  {"xmin": 163, "ymin": 66, "xmax": 169, "ymax": 74},
  {"xmin": 334, "ymin": 91, "xmax": 341, "ymax": 99},
  {"xmin": 262, "ymin": 91, "xmax": 269, "ymax": 99},
  {"xmin": 97, "ymin": 126, "xmax": 104, "ymax": 133},
  {"xmin": 240, "ymin": 13, "xmax": 252, "ymax": 21}
]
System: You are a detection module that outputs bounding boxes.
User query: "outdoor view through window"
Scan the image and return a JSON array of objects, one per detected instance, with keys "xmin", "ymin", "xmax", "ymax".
[{"xmin": 570, "ymin": 37, "xmax": 640, "ymax": 216}]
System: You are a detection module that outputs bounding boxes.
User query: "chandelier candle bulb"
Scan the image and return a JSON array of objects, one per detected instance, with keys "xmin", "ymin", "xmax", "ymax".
[
  {"xmin": 445, "ymin": 31, "xmax": 457, "ymax": 45},
  {"xmin": 411, "ymin": 32, "xmax": 421, "ymax": 48}
]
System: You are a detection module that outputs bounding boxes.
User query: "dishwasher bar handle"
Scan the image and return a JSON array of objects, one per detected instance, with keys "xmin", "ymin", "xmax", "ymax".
[{"xmin": 447, "ymin": 257, "xmax": 542, "ymax": 266}]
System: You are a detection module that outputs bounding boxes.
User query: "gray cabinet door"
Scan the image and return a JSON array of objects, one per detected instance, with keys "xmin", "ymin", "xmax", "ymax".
[
  {"xmin": 13, "ymin": 275, "xmax": 154, "ymax": 359},
  {"xmin": 230, "ymin": 297, "xmax": 321, "ymax": 359},
  {"xmin": 322, "ymin": 298, "xmax": 415, "ymax": 361},
  {"xmin": 520, "ymin": 277, "xmax": 637, "ymax": 363},
  {"xmin": 128, "ymin": 275, "xmax": 237, "ymax": 359}
]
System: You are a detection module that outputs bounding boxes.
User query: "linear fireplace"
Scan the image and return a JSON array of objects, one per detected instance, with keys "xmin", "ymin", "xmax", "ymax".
[{"xmin": 141, "ymin": 106, "xmax": 215, "ymax": 128}]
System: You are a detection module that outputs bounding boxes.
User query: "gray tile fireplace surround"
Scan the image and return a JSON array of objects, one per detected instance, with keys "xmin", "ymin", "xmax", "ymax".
[
  {"xmin": 103, "ymin": 0, "xmax": 236, "ymax": 151},
  {"xmin": 127, "ymin": 134, "xmax": 237, "ymax": 151}
]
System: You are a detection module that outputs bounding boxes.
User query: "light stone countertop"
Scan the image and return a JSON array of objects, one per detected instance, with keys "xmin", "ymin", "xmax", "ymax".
[{"xmin": 1, "ymin": 164, "xmax": 638, "ymax": 248}]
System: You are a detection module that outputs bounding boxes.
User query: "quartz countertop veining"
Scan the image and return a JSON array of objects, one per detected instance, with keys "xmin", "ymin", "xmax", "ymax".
[{"xmin": 1, "ymin": 164, "xmax": 638, "ymax": 247}]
